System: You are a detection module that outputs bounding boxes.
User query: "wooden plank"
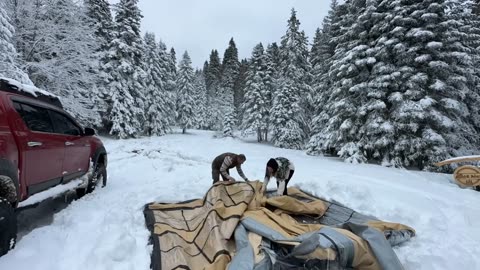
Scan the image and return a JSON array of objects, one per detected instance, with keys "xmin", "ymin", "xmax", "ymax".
[{"xmin": 435, "ymin": 155, "xmax": 480, "ymax": 167}]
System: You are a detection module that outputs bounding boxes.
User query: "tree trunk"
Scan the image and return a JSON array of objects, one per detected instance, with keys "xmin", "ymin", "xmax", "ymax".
[{"xmin": 182, "ymin": 128, "xmax": 186, "ymax": 134}]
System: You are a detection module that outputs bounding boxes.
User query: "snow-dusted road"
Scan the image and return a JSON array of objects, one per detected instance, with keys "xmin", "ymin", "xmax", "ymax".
[{"xmin": 1, "ymin": 130, "xmax": 479, "ymax": 270}]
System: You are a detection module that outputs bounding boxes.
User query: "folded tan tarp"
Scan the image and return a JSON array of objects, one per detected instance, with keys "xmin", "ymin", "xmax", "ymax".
[{"xmin": 144, "ymin": 181, "xmax": 415, "ymax": 270}]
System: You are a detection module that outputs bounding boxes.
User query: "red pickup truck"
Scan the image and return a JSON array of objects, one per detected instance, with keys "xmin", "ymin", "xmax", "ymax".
[{"xmin": 0, "ymin": 78, "xmax": 107, "ymax": 256}]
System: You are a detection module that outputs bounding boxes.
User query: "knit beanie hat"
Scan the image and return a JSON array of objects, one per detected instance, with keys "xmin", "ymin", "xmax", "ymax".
[{"xmin": 266, "ymin": 158, "xmax": 278, "ymax": 173}]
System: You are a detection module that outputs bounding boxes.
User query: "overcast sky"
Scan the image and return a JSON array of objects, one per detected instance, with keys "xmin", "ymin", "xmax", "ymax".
[{"xmin": 108, "ymin": 0, "xmax": 332, "ymax": 68}]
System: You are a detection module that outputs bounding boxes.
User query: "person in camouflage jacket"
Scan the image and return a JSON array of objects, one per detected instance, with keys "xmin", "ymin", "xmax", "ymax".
[{"xmin": 261, "ymin": 157, "xmax": 295, "ymax": 195}]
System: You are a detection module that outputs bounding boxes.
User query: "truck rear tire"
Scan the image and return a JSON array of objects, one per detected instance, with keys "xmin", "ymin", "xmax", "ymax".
[{"xmin": 0, "ymin": 198, "xmax": 16, "ymax": 256}]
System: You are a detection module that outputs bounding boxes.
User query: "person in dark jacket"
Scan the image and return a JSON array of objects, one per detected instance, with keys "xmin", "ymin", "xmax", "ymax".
[
  {"xmin": 211, "ymin": 153, "xmax": 249, "ymax": 183},
  {"xmin": 261, "ymin": 157, "xmax": 295, "ymax": 195}
]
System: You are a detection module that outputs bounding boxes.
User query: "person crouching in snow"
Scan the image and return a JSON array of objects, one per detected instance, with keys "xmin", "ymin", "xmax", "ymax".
[
  {"xmin": 262, "ymin": 157, "xmax": 295, "ymax": 195},
  {"xmin": 211, "ymin": 153, "xmax": 249, "ymax": 183}
]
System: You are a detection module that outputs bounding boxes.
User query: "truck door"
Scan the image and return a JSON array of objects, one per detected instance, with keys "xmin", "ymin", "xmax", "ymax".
[
  {"xmin": 12, "ymin": 101, "xmax": 65, "ymax": 194},
  {"xmin": 49, "ymin": 110, "xmax": 90, "ymax": 180}
]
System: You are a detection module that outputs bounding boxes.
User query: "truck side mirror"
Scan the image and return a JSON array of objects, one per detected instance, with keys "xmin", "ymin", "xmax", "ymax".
[{"xmin": 84, "ymin": 127, "xmax": 95, "ymax": 136}]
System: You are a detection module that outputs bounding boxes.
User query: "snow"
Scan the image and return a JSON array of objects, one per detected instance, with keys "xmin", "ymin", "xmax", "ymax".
[
  {"xmin": 380, "ymin": 121, "xmax": 394, "ymax": 132},
  {"xmin": 414, "ymin": 54, "xmax": 432, "ymax": 63},
  {"xmin": 0, "ymin": 77, "xmax": 57, "ymax": 98},
  {"xmin": 426, "ymin": 41, "xmax": 443, "ymax": 49},
  {"xmin": 18, "ymin": 180, "xmax": 82, "ymax": 208},
  {"xmin": 407, "ymin": 28, "xmax": 435, "ymax": 39},
  {"xmin": 430, "ymin": 80, "xmax": 446, "ymax": 91},
  {"xmin": 419, "ymin": 96, "xmax": 436, "ymax": 108},
  {"xmin": 1, "ymin": 130, "xmax": 479, "ymax": 270}
]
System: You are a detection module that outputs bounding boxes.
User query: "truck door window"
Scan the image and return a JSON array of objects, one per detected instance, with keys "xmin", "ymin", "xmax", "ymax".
[
  {"xmin": 49, "ymin": 111, "xmax": 82, "ymax": 136},
  {"xmin": 13, "ymin": 102, "xmax": 54, "ymax": 133}
]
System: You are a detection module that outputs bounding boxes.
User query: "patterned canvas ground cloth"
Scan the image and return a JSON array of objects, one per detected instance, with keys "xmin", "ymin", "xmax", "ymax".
[{"xmin": 144, "ymin": 181, "xmax": 415, "ymax": 270}]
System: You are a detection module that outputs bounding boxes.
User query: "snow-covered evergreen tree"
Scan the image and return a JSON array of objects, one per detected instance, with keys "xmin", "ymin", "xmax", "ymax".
[
  {"xmin": 322, "ymin": 0, "xmax": 384, "ymax": 163},
  {"xmin": 241, "ymin": 43, "xmax": 268, "ymax": 142},
  {"xmin": 444, "ymin": 0, "xmax": 480, "ymax": 135},
  {"xmin": 272, "ymin": 9, "xmax": 311, "ymax": 149},
  {"xmin": 157, "ymin": 41, "xmax": 177, "ymax": 128},
  {"xmin": 192, "ymin": 70, "xmax": 208, "ymax": 129},
  {"xmin": 143, "ymin": 32, "xmax": 174, "ymax": 136},
  {"xmin": 163, "ymin": 46, "xmax": 177, "ymax": 116},
  {"xmin": 308, "ymin": 0, "xmax": 480, "ymax": 170},
  {"xmin": 307, "ymin": 1, "xmax": 357, "ymax": 156},
  {"xmin": 205, "ymin": 50, "xmax": 222, "ymax": 96},
  {"xmin": 276, "ymin": 119, "xmax": 304, "ymax": 150},
  {"xmin": 309, "ymin": 0, "xmax": 337, "ymax": 74},
  {"xmin": 84, "ymin": 0, "xmax": 114, "ymax": 128},
  {"xmin": 14, "ymin": 0, "xmax": 101, "ymax": 126},
  {"xmin": 176, "ymin": 51, "xmax": 195, "ymax": 134},
  {"xmin": 310, "ymin": 28, "xmax": 323, "ymax": 70},
  {"xmin": 233, "ymin": 59, "xmax": 248, "ymax": 124},
  {"xmin": 307, "ymin": 0, "xmax": 341, "ymax": 155},
  {"xmin": 264, "ymin": 43, "xmax": 281, "ymax": 141},
  {"xmin": 0, "ymin": 0, "xmax": 31, "ymax": 84},
  {"xmin": 475, "ymin": 0, "xmax": 480, "ymax": 15},
  {"xmin": 102, "ymin": 0, "xmax": 146, "ymax": 138},
  {"xmin": 367, "ymin": 0, "xmax": 480, "ymax": 169},
  {"xmin": 271, "ymin": 77, "xmax": 304, "ymax": 148},
  {"xmin": 222, "ymin": 109, "xmax": 236, "ymax": 137},
  {"xmin": 84, "ymin": 0, "xmax": 113, "ymax": 52},
  {"xmin": 204, "ymin": 49, "xmax": 223, "ymax": 130},
  {"xmin": 221, "ymin": 38, "xmax": 239, "ymax": 112}
]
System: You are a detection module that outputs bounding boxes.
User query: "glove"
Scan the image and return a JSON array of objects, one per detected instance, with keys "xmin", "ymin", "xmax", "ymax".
[{"xmin": 244, "ymin": 178, "xmax": 250, "ymax": 182}]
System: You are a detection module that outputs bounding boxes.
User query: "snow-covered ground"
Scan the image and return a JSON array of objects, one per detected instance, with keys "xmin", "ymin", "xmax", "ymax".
[{"xmin": 0, "ymin": 130, "xmax": 479, "ymax": 270}]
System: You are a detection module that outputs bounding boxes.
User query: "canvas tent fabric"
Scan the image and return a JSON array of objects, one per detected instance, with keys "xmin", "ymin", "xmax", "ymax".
[{"xmin": 143, "ymin": 181, "xmax": 415, "ymax": 270}]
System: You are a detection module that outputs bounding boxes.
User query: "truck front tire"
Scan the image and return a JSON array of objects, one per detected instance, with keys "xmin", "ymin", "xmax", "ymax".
[
  {"xmin": 0, "ymin": 198, "xmax": 16, "ymax": 256},
  {"xmin": 76, "ymin": 161, "xmax": 107, "ymax": 198}
]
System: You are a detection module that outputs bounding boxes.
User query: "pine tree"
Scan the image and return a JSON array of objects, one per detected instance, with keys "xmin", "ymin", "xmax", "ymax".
[
  {"xmin": 14, "ymin": 0, "xmax": 101, "ymax": 126},
  {"xmin": 143, "ymin": 32, "xmax": 174, "ymax": 136},
  {"xmin": 204, "ymin": 49, "xmax": 223, "ymax": 130},
  {"xmin": 176, "ymin": 51, "xmax": 195, "ymax": 134},
  {"xmin": 309, "ymin": 0, "xmax": 338, "ymax": 73},
  {"xmin": 308, "ymin": 0, "xmax": 480, "ymax": 170},
  {"xmin": 444, "ymin": 0, "xmax": 480, "ymax": 135},
  {"xmin": 0, "ymin": 0, "xmax": 31, "ymax": 84},
  {"xmin": 103, "ymin": 0, "xmax": 146, "ymax": 138},
  {"xmin": 84, "ymin": 0, "xmax": 113, "ymax": 52},
  {"xmin": 192, "ymin": 70, "xmax": 208, "ymax": 129},
  {"xmin": 474, "ymin": 0, "xmax": 480, "ymax": 15},
  {"xmin": 84, "ymin": 0, "xmax": 114, "ymax": 128},
  {"xmin": 366, "ymin": 0, "xmax": 480, "ymax": 168},
  {"xmin": 321, "ymin": 0, "xmax": 385, "ymax": 163},
  {"xmin": 158, "ymin": 41, "xmax": 177, "ymax": 128},
  {"xmin": 221, "ymin": 38, "xmax": 240, "ymax": 112},
  {"xmin": 234, "ymin": 59, "xmax": 248, "ymax": 126},
  {"xmin": 222, "ymin": 109, "xmax": 236, "ymax": 137},
  {"xmin": 272, "ymin": 9, "xmax": 311, "ymax": 149},
  {"xmin": 264, "ymin": 43, "xmax": 281, "ymax": 141},
  {"xmin": 169, "ymin": 48, "xmax": 177, "ymax": 69},
  {"xmin": 166, "ymin": 46, "xmax": 178, "ymax": 108},
  {"xmin": 271, "ymin": 77, "xmax": 303, "ymax": 148},
  {"xmin": 307, "ymin": 0, "xmax": 340, "ymax": 154},
  {"xmin": 205, "ymin": 49, "xmax": 222, "ymax": 96},
  {"xmin": 310, "ymin": 28, "xmax": 323, "ymax": 69},
  {"xmin": 307, "ymin": 1, "xmax": 355, "ymax": 156},
  {"xmin": 241, "ymin": 43, "xmax": 268, "ymax": 142}
]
